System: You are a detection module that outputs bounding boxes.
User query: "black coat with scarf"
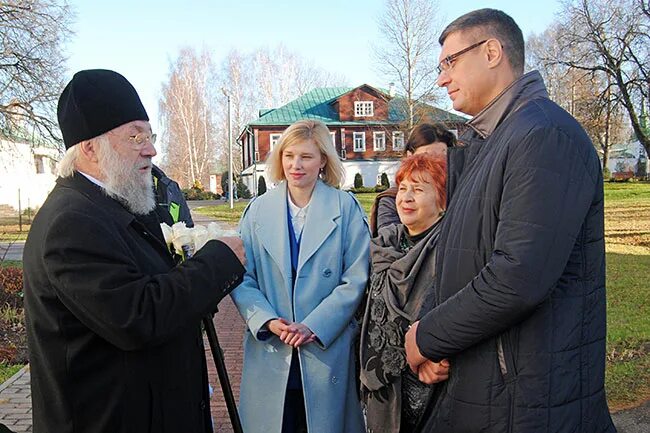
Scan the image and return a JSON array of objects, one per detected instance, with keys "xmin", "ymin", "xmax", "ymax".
[
  {"xmin": 23, "ymin": 173, "xmax": 244, "ymax": 433},
  {"xmin": 415, "ymin": 72, "xmax": 615, "ymax": 432}
]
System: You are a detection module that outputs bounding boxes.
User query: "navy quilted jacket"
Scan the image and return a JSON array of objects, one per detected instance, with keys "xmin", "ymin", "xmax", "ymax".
[{"xmin": 416, "ymin": 72, "xmax": 615, "ymax": 433}]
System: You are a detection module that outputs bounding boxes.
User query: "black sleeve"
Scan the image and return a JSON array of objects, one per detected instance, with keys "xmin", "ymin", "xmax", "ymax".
[
  {"xmin": 44, "ymin": 211, "xmax": 244, "ymax": 351},
  {"xmin": 416, "ymin": 127, "xmax": 600, "ymax": 361},
  {"xmin": 376, "ymin": 196, "xmax": 400, "ymax": 233}
]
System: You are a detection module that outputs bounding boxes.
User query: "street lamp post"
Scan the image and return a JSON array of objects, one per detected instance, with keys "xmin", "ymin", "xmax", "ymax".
[{"xmin": 222, "ymin": 88, "xmax": 234, "ymax": 209}]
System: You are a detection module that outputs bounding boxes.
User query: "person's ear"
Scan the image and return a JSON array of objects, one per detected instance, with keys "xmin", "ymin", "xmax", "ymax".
[
  {"xmin": 485, "ymin": 38, "xmax": 504, "ymax": 69},
  {"xmin": 78, "ymin": 139, "xmax": 99, "ymax": 163}
]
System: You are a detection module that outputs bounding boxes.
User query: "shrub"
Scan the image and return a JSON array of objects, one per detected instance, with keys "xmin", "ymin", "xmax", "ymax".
[
  {"xmin": 237, "ymin": 179, "xmax": 252, "ymax": 199},
  {"xmin": 380, "ymin": 173, "xmax": 390, "ymax": 189},
  {"xmin": 354, "ymin": 173, "xmax": 364, "ymax": 189},
  {"xmin": 258, "ymin": 176, "xmax": 267, "ymax": 196},
  {"xmin": 348, "ymin": 185, "xmax": 389, "ymax": 193},
  {"xmin": 182, "ymin": 188, "xmax": 220, "ymax": 201},
  {"xmin": 603, "ymin": 167, "xmax": 611, "ymax": 181},
  {"xmin": 0, "ymin": 267, "xmax": 23, "ymax": 309}
]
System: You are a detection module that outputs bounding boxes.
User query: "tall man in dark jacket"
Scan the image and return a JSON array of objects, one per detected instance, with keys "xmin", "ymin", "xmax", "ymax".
[
  {"xmin": 23, "ymin": 69, "xmax": 246, "ymax": 433},
  {"xmin": 404, "ymin": 9, "xmax": 615, "ymax": 432}
]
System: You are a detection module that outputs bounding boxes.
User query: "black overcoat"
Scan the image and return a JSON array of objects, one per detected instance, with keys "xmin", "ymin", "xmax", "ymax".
[
  {"xmin": 416, "ymin": 72, "xmax": 615, "ymax": 432},
  {"xmin": 23, "ymin": 173, "xmax": 244, "ymax": 433}
]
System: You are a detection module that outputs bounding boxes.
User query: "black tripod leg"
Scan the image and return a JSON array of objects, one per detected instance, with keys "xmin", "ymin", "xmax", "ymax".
[{"xmin": 203, "ymin": 315, "xmax": 244, "ymax": 433}]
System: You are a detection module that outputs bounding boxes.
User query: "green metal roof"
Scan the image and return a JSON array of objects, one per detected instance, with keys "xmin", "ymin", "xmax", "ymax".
[{"xmin": 247, "ymin": 86, "xmax": 467, "ymax": 126}]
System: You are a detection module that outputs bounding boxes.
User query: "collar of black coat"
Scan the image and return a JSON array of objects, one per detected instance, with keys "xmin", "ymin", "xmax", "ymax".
[
  {"xmin": 467, "ymin": 70, "xmax": 549, "ymax": 139},
  {"xmin": 56, "ymin": 171, "xmax": 139, "ymax": 227}
]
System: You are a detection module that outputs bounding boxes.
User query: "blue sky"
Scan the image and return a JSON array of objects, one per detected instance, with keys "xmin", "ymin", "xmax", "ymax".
[{"xmin": 65, "ymin": 0, "xmax": 563, "ymax": 132}]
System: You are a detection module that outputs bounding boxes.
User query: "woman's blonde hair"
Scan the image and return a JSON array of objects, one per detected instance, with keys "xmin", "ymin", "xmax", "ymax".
[{"xmin": 267, "ymin": 119, "xmax": 345, "ymax": 187}]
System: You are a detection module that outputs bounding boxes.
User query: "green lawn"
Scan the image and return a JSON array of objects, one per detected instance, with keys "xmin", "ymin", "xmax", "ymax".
[
  {"xmin": 193, "ymin": 201, "xmax": 250, "ymax": 225},
  {"xmin": 0, "ymin": 362, "xmax": 23, "ymax": 385}
]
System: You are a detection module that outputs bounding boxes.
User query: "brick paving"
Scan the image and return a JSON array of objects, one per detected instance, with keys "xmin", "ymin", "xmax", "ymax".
[
  {"xmin": 205, "ymin": 297, "xmax": 246, "ymax": 433},
  {"xmin": 0, "ymin": 366, "xmax": 32, "ymax": 432}
]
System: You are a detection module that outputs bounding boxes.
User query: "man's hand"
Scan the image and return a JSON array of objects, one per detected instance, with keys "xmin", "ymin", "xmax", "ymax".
[
  {"xmin": 404, "ymin": 320, "xmax": 428, "ymax": 373},
  {"xmin": 217, "ymin": 236, "xmax": 246, "ymax": 266},
  {"xmin": 417, "ymin": 359, "xmax": 450, "ymax": 384}
]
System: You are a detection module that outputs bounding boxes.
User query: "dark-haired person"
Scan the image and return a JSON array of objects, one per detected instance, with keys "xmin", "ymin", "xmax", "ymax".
[
  {"xmin": 23, "ymin": 69, "xmax": 246, "ymax": 433},
  {"xmin": 369, "ymin": 123, "xmax": 456, "ymax": 237},
  {"xmin": 403, "ymin": 8, "xmax": 615, "ymax": 432}
]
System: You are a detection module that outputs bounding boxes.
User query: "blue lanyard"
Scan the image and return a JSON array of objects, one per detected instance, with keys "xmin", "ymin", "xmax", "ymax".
[{"xmin": 286, "ymin": 201, "xmax": 301, "ymax": 276}]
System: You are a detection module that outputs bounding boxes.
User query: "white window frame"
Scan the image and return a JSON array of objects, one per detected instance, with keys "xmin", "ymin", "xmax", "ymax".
[
  {"xmin": 353, "ymin": 132, "xmax": 366, "ymax": 152},
  {"xmin": 330, "ymin": 131, "xmax": 336, "ymax": 145},
  {"xmin": 392, "ymin": 131, "xmax": 405, "ymax": 150},
  {"xmin": 354, "ymin": 101, "xmax": 374, "ymax": 117},
  {"xmin": 269, "ymin": 133, "xmax": 282, "ymax": 151},
  {"xmin": 373, "ymin": 131, "xmax": 386, "ymax": 151}
]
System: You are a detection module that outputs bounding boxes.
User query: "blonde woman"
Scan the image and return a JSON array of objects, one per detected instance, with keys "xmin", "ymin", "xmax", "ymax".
[{"xmin": 231, "ymin": 119, "xmax": 369, "ymax": 433}]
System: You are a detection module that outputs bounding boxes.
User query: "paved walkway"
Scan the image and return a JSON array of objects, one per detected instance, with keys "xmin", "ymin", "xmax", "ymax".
[{"xmin": 0, "ymin": 242, "xmax": 24, "ymax": 262}]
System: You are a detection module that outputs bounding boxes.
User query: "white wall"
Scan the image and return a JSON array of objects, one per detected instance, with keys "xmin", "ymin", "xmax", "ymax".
[
  {"xmin": 243, "ymin": 159, "xmax": 402, "ymax": 196},
  {"xmin": 0, "ymin": 139, "xmax": 59, "ymax": 211},
  {"xmin": 342, "ymin": 160, "xmax": 401, "ymax": 189}
]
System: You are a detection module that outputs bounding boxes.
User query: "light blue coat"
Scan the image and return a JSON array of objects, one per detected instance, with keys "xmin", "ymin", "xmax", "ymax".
[{"xmin": 231, "ymin": 180, "xmax": 369, "ymax": 433}]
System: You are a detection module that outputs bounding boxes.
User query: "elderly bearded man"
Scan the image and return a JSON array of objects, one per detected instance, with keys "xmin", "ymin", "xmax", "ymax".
[
  {"xmin": 23, "ymin": 69, "xmax": 246, "ymax": 433},
  {"xmin": 404, "ymin": 9, "xmax": 615, "ymax": 433}
]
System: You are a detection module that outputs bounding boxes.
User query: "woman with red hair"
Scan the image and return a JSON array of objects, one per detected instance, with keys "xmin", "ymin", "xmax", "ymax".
[{"xmin": 359, "ymin": 153, "xmax": 450, "ymax": 433}]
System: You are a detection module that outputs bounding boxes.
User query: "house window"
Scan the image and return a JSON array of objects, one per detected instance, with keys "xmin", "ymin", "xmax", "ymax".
[
  {"xmin": 354, "ymin": 101, "xmax": 374, "ymax": 117},
  {"xmin": 392, "ymin": 131, "xmax": 405, "ymax": 150},
  {"xmin": 373, "ymin": 132, "xmax": 386, "ymax": 151},
  {"xmin": 254, "ymin": 151, "xmax": 260, "ymax": 162},
  {"xmin": 353, "ymin": 132, "xmax": 366, "ymax": 152},
  {"xmin": 340, "ymin": 148, "xmax": 347, "ymax": 160},
  {"xmin": 269, "ymin": 133, "xmax": 282, "ymax": 151},
  {"xmin": 330, "ymin": 131, "xmax": 336, "ymax": 145},
  {"xmin": 34, "ymin": 155, "xmax": 44, "ymax": 174}
]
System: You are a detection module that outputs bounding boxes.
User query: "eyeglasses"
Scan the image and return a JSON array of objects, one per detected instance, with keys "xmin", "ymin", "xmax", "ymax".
[
  {"xmin": 436, "ymin": 39, "xmax": 488, "ymax": 75},
  {"xmin": 127, "ymin": 132, "xmax": 157, "ymax": 149}
]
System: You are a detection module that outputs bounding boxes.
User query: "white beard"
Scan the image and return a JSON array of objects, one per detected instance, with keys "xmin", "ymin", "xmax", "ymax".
[{"xmin": 96, "ymin": 140, "xmax": 156, "ymax": 215}]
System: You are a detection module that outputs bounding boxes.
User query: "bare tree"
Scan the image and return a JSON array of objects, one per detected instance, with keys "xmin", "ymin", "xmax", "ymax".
[
  {"xmin": 528, "ymin": 26, "xmax": 629, "ymax": 168},
  {"xmin": 159, "ymin": 47, "xmax": 218, "ymax": 188},
  {"xmin": 0, "ymin": 0, "xmax": 73, "ymax": 144},
  {"xmin": 374, "ymin": 0, "xmax": 443, "ymax": 129},
  {"xmin": 542, "ymin": 0, "xmax": 650, "ymax": 157},
  {"xmin": 215, "ymin": 46, "xmax": 347, "ymax": 172}
]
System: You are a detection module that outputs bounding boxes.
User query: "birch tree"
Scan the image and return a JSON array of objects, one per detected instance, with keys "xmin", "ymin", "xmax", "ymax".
[{"xmin": 374, "ymin": 0, "xmax": 443, "ymax": 129}]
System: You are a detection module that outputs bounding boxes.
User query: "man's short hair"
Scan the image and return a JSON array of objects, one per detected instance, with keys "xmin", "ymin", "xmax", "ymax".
[{"xmin": 439, "ymin": 8, "xmax": 524, "ymax": 75}]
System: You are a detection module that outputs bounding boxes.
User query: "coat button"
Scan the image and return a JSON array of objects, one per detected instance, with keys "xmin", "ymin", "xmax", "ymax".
[
  {"xmin": 199, "ymin": 400, "xmax": 206, "ymax": 410},
  {"xmin": 331, "ymin": 376, "xmax": 338, "ymax": 384},
  {"xmin": 322, "ymin": 268, "xmax": 332, "ymax": 278}
]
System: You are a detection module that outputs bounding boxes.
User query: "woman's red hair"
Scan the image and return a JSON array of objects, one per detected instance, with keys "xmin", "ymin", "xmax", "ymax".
[{"xmin": 395, "ymin": 153, "xmax": 447, "ymax": 207}]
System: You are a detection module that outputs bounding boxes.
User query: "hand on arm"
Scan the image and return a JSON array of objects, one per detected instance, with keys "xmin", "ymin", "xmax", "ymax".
[
  {"xmin": 405, "ymin": 321, "xmax": 428, "ymax": 373},
  {"xmin": 417, "ymin": 359, "xmax": 450, "ymax": 384}
]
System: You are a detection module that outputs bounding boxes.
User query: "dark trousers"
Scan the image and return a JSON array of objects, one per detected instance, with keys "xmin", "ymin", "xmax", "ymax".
[{"xmin": 282, "ymin": 351, "xmax": 307, "ymax": 433}]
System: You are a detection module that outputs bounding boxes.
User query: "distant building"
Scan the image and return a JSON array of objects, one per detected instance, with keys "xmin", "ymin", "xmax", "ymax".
[
  {"xmin": 606, "ymin": 140, "xmax": 649, "ymax": 179},
  {"xmin": 0, "ymin": 129, "xmax": 60, "ymax": 212},
  {"xmin": 238, "ymin": 84, "xmax": 466, "ymax": 194}
]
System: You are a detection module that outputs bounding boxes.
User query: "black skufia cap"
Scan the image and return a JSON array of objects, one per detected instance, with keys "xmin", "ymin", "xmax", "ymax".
[{"xmin": 57, "ymin": 69, "xmax": 149, "ymax": 149}]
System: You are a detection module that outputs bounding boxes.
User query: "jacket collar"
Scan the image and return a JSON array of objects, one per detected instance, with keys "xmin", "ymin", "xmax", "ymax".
[
  {"xmin": 56, "ymin": 172, "xmax": 172, "ymax": 260},
  {"xmin": 254, "ymin": 180, "xmax": 340, "ymax": 284},
  {"xmin": 56, "ymin": 172, "xmax": 136, "ymax": 228},
  {"xmin": 467, "ymin": 70, "xmax": 549, "ymax": 139}
]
